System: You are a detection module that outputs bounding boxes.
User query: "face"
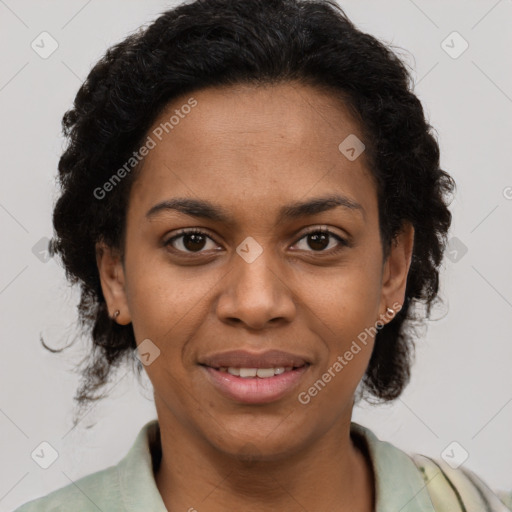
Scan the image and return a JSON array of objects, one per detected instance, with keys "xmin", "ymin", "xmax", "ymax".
[{"xmin": 97, "ymin": 82, "xmax": 413, "ymax": 460}]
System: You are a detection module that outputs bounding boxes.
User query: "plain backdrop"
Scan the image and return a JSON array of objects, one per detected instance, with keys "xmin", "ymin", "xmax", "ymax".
[{"xmin": 1, "ymin": 0, "xmax": 511, "ymax": 509}]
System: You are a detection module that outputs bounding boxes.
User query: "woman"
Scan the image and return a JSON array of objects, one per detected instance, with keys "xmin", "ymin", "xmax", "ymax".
[{"xmin": 15, "ymin": 0, "xmax": 511, "ymax": 510}]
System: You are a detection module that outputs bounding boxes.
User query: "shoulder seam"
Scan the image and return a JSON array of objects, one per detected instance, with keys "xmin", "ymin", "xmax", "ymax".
[
  {"xmin": 412, "ymin": 454, "xmax": 468, "ymax": 512},
  {"xmin": 460, "ymin": 466, "xmax": 493, "ymax": 512}
]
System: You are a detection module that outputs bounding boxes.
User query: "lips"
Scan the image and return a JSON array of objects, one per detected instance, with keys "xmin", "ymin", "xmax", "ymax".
[
  {"xmin": 199, "ymin": 349, "xmax": 310, "ymax": 369},
  {"xmin": 198, "ymin": 349, "xmax": 312, "ymax": 403}
]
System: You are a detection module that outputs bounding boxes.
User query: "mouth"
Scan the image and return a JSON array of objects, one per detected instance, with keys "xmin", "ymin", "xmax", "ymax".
[
  {"xmin": 202, "ymin": 364, "xmax": 309, "ymax": 378},
  {"xmin": 198, "ymin": 349, "xmax": 312, "ymax": 404},
  {"xmin": 198, "ymin": 348, "xmax": 311, "ymax": 370}
]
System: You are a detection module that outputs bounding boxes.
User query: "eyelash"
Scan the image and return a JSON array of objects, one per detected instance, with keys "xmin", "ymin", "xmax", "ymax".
[{"xmin": 164, "ymin": 227, "xmax": 348, "ymax": 256}]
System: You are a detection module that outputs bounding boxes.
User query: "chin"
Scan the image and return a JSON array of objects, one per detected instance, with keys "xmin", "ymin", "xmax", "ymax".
[{"xmin": 206, "ymin": 425, "xmax": 305, "ymax": 462}]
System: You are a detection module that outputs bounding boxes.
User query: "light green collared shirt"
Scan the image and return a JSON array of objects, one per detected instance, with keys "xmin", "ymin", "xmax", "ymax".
[{"xmin": 14, "ymin": 420, "xmax": 511, "ymax": 511}]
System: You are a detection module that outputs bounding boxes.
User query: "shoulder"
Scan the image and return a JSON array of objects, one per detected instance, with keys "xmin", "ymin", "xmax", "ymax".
[
  {"xmin": 13, "ymin": 420, "xmax": 164, "ymax": 512},
  {"xmin": 12, "ymin": 465, "xmax": 121, "ymax": 512},
  {"xmin": 351, "ymin": 422, "xmax": 511, "ymax": 511},
  {"xmin": 410, "ymin": 453, "xmax": 511, "ymax": 511}
]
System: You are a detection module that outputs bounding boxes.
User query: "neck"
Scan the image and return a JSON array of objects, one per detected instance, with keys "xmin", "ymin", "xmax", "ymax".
[{"xmin": 153, "ymin": 404, "xmax": 375, "ymax": 512}]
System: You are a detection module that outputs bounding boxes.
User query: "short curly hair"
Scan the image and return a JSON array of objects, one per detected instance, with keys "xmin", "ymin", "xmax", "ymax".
[{"xmin": 47, "ymin": 0, "xmax": 454, "ymax": 414}]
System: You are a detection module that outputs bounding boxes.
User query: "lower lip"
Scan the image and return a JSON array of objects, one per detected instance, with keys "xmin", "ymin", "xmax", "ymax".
[{"xmin": 201, "ymin": 365, "xmax": 310, "ymax": 404}]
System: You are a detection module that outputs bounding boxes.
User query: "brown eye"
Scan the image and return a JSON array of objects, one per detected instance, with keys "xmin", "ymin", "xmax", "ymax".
[
  {"xmin": 165, "ymin": 229, "xmax": 218, "ymax": 253},
  {"xmin": 294, "ymin": 229, "xmax": 347, "ymax": 253}
]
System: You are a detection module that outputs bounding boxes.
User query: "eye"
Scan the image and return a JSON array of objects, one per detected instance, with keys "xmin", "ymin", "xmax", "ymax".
[
  {"xmin": 164, "ymin": 226, "xmax": 348, "ymax": 256},
  {"xmin": 293, "ymin": 227, "xmax": 348, "ymax": 253},
  {"xmin": 164, "ymin": 228, "xmax": 219, "ymax": 254}
]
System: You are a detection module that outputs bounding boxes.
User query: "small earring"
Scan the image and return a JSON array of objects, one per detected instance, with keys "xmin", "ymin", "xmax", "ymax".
[
  {"xmin": 386, "ymin": 307, "xmax": 394, "ymax": 316},
  {"xmin": 112, "ymin": 309, "xmax": 120, "ymax": 320}
]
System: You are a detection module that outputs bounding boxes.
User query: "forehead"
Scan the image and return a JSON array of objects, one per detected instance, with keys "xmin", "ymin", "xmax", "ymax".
[{"xmin": 128, "ymin": 82, "xmax": 377, "ymax": 225}]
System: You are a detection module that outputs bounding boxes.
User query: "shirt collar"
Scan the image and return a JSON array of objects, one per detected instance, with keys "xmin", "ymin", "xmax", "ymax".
[
  {"xmin": 117, "ymin": 420, "xmax": 435, "ymax": 512},
  {"xmin": 350, "ymin": 422, "xmax": 435, "ymax": 512},
  {"xmin": 116, "ymin": 420, "xmax": 167, "ymax": 511}
]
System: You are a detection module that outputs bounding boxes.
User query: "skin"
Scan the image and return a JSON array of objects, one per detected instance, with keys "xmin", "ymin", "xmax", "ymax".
[{"xmin": 96, "ymin": 82, "xmax": 414, "ymax": 512}]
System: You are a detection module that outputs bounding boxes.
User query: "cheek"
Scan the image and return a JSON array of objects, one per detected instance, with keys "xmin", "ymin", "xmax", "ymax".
[
  {"xmin": 123, "ymin": 251, "xmax": 221, "ymax": 351},
  {"xmin": 297, "ymin": 254, "xmax": 382, "ymax": 386},
  {"xmin": 296, "ymin": 266, "xmax": 381, "ymax": 411},
  {"xmin": 304, "ymin": 259, "xmax": 382, "ymax": 334}
]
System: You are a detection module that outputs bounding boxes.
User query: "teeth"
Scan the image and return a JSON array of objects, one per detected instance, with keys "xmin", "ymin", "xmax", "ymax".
[
  {"xmin": 221, "ymin": 366, "xmax": 292, "ymax": 378},
  {"xmin": 240, "ymin": 368, "xmax": 257, "ymax": 378},
  {"xmin": 256, "ymin": 368, "xmax": 278, "ymax": 378}
]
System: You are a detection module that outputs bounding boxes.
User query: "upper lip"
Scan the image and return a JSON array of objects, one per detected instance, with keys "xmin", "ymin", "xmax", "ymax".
[{"xmin": 199, "ymin": 349, "xmax": 311, "ymax": 369}]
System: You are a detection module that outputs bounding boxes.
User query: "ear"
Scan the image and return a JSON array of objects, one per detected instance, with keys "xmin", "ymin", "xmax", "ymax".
[
  {"xmin": 378, "ymin": 222, "xmax": 414, "ymax": 324},
  {"xmin": 95, "ymin": 241, "xmax": 132, "ymax": 325}
]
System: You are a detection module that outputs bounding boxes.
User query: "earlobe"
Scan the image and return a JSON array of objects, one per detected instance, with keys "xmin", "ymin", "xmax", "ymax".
[
  {"xmin": 95, "ymin": 241, "xmax": 132, "ymax": 325},
  {"xmin": 378, "ymin": 222, "xmax": 414, "ymax": 324}
]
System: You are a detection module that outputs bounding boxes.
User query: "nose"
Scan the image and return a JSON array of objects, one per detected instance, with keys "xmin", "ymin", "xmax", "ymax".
[{"xmin": 215, "ymin": 246, "xmax": 297, "ymax": 330}]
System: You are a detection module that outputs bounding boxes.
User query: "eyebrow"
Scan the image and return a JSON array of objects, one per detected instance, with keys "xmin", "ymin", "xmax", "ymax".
[{"xmin": 146, "ymin": 194, "xmax": 365, "ymax": 224}]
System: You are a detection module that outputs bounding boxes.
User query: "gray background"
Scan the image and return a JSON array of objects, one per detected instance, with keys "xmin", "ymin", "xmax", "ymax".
[{"xmin": 1, "ymin": 0, "xmax": 511, "ymax": 509}]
